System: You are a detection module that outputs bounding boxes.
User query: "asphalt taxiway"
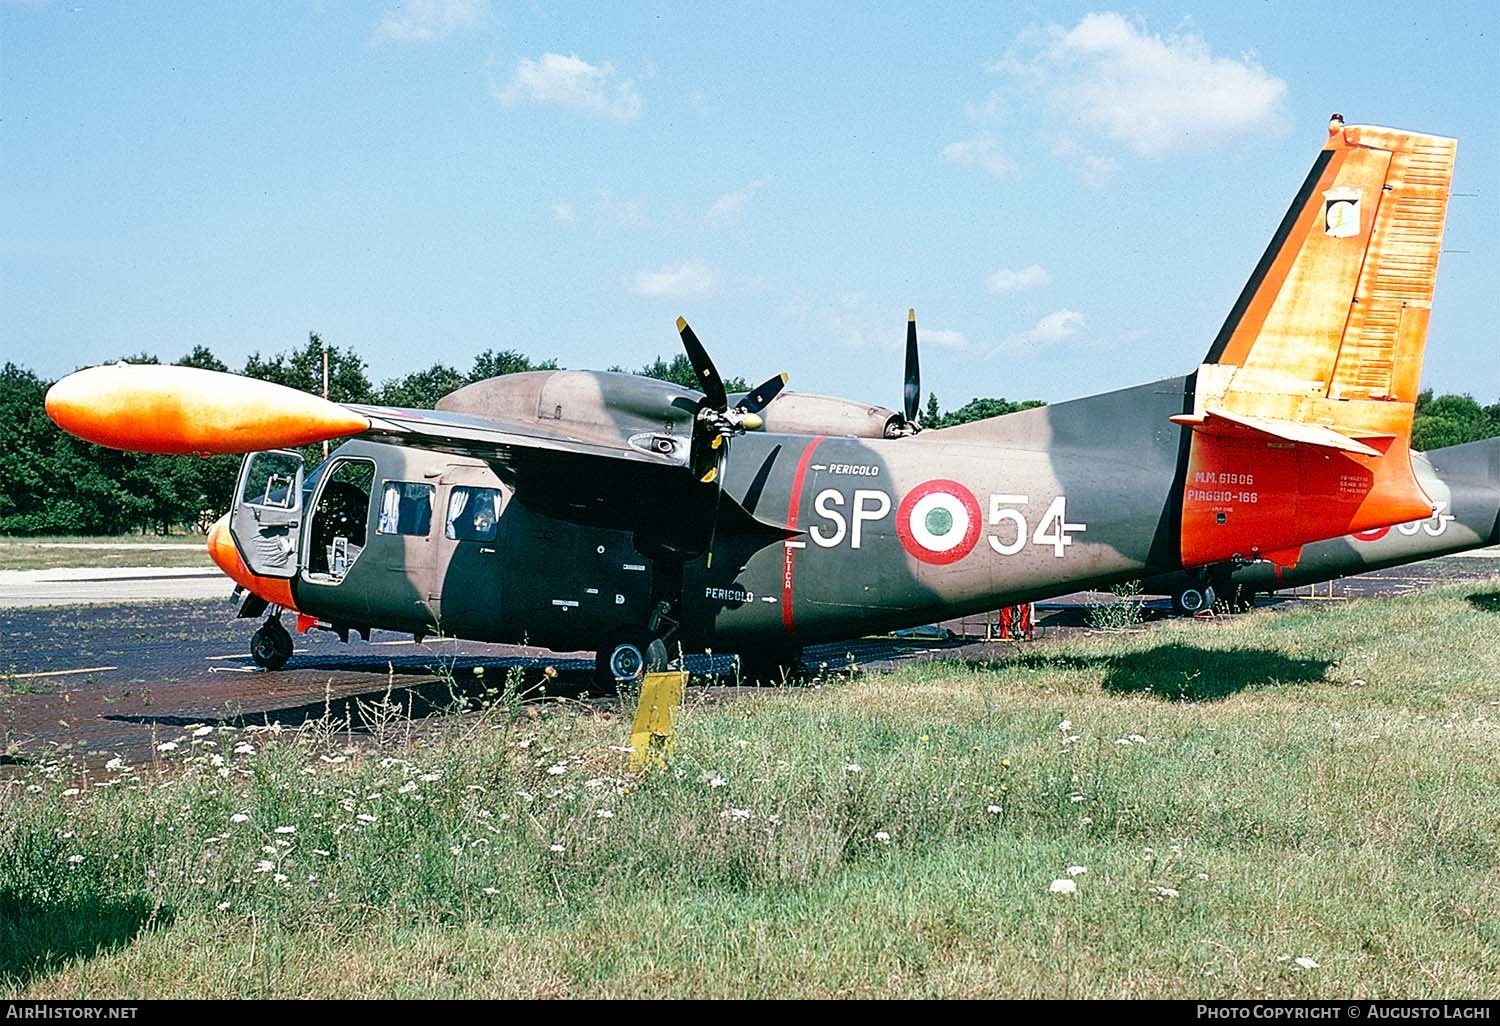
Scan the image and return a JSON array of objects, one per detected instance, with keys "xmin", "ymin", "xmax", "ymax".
[{"xmin": 3, "ymin": 552, "xmax": 1496, "ymax": 771}]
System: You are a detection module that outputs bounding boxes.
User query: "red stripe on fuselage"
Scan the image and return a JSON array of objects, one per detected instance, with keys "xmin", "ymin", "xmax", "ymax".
[{"xmin": 782, "ymin": 436, "xmax": 827, "ymax": 635}]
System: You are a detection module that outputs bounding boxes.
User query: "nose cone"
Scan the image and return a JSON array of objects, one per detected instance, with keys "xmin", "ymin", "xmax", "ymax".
[{"xmin": 207, "ymin": 513, "xmax": 244, "ymax": 580}]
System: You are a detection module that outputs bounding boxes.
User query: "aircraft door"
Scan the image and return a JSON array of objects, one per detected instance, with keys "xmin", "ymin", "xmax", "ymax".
[
  {"xmin": 230, "ymin": 450, "xmax": 305, "ymax": 579},
  {"xmin": 435, "ymin": 465, "xmax": 506, "ymax": 638}
]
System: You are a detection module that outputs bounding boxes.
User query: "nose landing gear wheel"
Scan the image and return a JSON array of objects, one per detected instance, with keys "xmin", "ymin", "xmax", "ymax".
[
  {"xmin": 250, "ymin": 618, "xmax": 294, "ymax": 670},
  {"xmin": 593, "ymin": 629, "xmax": 669, "ymax": 694}
]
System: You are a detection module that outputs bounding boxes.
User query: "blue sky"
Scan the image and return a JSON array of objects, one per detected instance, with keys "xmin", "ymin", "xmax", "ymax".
[{"xmin": 3, "ymin": 2, "xmax": 1496, "ymax": 410}]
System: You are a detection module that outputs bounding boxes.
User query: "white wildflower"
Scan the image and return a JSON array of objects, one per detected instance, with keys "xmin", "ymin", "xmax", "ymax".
[
  {"xmin": 702, "ymin": 772, "xmax": 726, "ymax": 789},
  {"xmin": 1196, "ymin": 873, "xmax": 1209, "ymax": 880},
  {"xmin": 1150, "ymin": 885, "xmax": 1180, "ymax": 899},
  {"xmin": 596, "ymin": 809, "xmax": 614, "ymax": 819},
  {"xmin": 273, "ymin": 873, "xmax": 288, "ymax": 884},
  {"xmin": 419, "ymin": 772, "xmax": 441, "ymax": 782},
  {"xmin": 62, "ymin": 788, "xmax": 80, "ymax": 797},
  {"xmin": 483, "ymin": 887, "xmax": 500, "ymax": 895},
  {"xmin": 357, "ymin": 813, "xmax": 377, "ymax": 824},
  {"xmin": 1128, "ymin": 734, "xmax": 1146, "ymax": 744},
  {"xmin": 312, "ymin": 849, "xmax": 331, "ymax": 857},
  {"xmin": 230, "ymin": 813, "xmax": 250, "ymax": 824},
  {"xmin": 844, "ymin": 763, "xmax": 862, "ymax": 774},
  {"xmin": 874, "ymin": 831, "xmax": 891, "ymax": 844},
  {"xmin": 233, "ymin": 742, "xmax": 255, "ymax": 755},
  {"xmin": 254, "ymin": 860, "xmax": 274, "ymax": 873},
  {"xmin": 721, "ymin": 808, "xmax": 751, "ymax": 821},
  {"xmin": 398, "ymin": 781, "xmax": 419, "ymax": 794},
  {"xmin": 273, "ymin": 825, "xmax": 296, "ymax": 834},
  {"xmin": 1294, "ymin": 957, "xmax": 1320, "ymax": 970},
  {"xmin": 156, "ymin": 742, "xmax": 178, "ymax": 753},
  {"xmin": 450, "ymin": 845, "xmax": 463, "ymax": 856},
  {"xmin": 549, "ymin": 843, "xmax": 565, "ymax": 853},
  {"xmin": 1049, "ymin": 878, "xmax": 1077, "ymax": 894},
  {"xmin": 192, "ymin": 726, "xmax": 214, "ymax": 738},
  {"xmin": 216, "ymin": 901, "xmax": 231, "ymax": 911},
  {"xmin": 1058, "ymin": 719, "xmax": 1072, "ymax": 731},
  {"xmin": 546, "ymin": 763, "xmax": 567, "ymax": 776},
  {"xmin": 986, "ymin": 804, "xmax": 1002, "ymax": 814},
  {"xmin": 1114, "ymin": 737, "xmax": 1133, "ymax": 746},
  {"xmin": 1066, "ymin": 865, "xmax": 1088, "ymax": 877},
  {"xmin": 66, "ymin": 854, "xmax": 84, "ymax": 865},
  {"xmin": 104, "ymin": 757, "xmax": 127, "ymax": 772}
]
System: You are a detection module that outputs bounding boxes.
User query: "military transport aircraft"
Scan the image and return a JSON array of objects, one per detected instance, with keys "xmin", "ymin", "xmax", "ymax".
[
  {"xmin": 45, "ymin": 119, "xmax": 1459, "ymax": 690},
  {"xmin": 1144, "ymin": 436, "xmax": 1500, "ymax": 613}
]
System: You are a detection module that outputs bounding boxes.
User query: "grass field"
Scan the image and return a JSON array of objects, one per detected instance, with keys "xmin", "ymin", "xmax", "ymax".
[
  {"xmin": 2, "ymin": 584, "xmax": 1497, "ymax": 998},
  {"xmin": 0, "ymin": 536, "xmax": 213, "ymax": 572}
]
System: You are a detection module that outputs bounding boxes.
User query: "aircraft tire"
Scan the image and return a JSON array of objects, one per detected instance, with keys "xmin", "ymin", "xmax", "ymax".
[
  {"xmin": 250, "ymin": 620, "xmax": 293, "ymax": 670},
  {"xmin": 1172, "ymin": 585, "xmax": 1214, "ymax": 616},
  {"xmin": 594, "ymin": 629, "xmax": 668, "ymax": 693}
]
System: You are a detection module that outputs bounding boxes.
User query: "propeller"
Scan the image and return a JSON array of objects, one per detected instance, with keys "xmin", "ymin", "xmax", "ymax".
[
  {"xmin": 675, "ymin": 316, "xmax": 788, "ymax": 565},
  {"xmin": 885, "ymin": 308, "xmax": 924, "ymax": 437}
]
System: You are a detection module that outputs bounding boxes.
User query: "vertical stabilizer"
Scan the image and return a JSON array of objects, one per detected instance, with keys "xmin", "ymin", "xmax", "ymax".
[{"xmin": 1177, "ymin": 119, "xmax": 1458, "ymax": 567}]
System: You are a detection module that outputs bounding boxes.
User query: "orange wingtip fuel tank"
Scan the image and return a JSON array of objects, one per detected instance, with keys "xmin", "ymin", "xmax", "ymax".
[{"xmin": 45, "ymin": 363, "xmax": 371, "ymax": 455}]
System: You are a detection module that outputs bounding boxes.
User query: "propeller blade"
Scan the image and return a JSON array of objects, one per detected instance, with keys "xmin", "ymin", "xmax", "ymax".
[
  {"xmin": 676, "ymin": 316, "xmax": 729, "ymax": 411},
  {"xmin": 739, "ymin": 372, "xmax": 789, "ymax": 415},
  {"xmin": 903, "ymin": 307, "xmax": 921, "ymax": 426}
]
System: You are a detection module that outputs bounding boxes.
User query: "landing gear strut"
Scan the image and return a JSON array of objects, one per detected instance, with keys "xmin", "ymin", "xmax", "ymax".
[{"xmin": 249, "ymin": 612, "xmax": 294, "ymax": 670}]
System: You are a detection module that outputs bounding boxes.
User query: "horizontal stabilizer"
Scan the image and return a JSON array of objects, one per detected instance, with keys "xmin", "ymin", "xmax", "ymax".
[{"xmin": 1170, "ymin": 408, "xmax": 1385, "ymax": 457}]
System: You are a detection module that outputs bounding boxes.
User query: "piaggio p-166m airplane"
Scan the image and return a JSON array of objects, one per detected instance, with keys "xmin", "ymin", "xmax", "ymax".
[
  {"xmin": 45, "ymin": 119, "xmax": 1458, "ymax": 689},
  {"xmin": 1144, "ymin": 435, "xmax": 1500, "ymax": 613}
]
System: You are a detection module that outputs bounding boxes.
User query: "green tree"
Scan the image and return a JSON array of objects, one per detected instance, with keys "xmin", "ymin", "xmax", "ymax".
[
  {"xmin": 924, "ymin": 392, "xmax": 941, "ymax": 425},
  {"xmin": 467, "ymin": 349, "xmax": 561, "ymax": 382},
  {"xmin": 635, "ymin": 353, "xmax": 750, "ymax": 393},
  {"xmin": 1412, "ymin": 391, "xmax": 1500, "ymax": 451},
  {"xmin": 243, "ymin": 332, "xmax": 374, "ymax": 404},
  {"xmin": 937, "ymin": 397, "xmax": 1046, "ymax": 428},
  {"xmin": 377, "ymin": 363, "xmax": 467, "ymax": 408}
]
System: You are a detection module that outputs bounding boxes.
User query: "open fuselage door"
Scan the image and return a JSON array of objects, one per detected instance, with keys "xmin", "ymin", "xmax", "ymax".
[{"xmin": 230, "ymin": 449, "xmax": 306, "ymax": 579}]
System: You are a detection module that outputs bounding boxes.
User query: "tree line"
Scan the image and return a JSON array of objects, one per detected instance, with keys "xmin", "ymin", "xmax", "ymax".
[{"xmin": 1, "ymin": 334, "xmax": 1495, "ymax": 536}]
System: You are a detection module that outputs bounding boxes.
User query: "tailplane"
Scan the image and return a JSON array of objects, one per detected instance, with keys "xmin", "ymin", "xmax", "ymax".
[{"xmin": 1176, "ymin": 117, "xmax": 1458, "ymax": 567}]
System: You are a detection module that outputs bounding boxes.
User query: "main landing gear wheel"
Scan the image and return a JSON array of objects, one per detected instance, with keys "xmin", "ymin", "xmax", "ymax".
[
  {"xmin": 1173, "ymin": 585, "xmax": 1215, "ymax": 616},
  {"xmin": 593, "ymin": 629, "xmax": 669, "ymax": 694},
  {"xmin": 249, "ymin": 618, "xmax": 294, "ymax": 670}
]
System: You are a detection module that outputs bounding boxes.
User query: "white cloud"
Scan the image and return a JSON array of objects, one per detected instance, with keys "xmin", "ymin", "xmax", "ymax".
[
  {"xmin": 553, "ymin": 201, "xmax": 576, "ymax": 224},
  {"xmin": 1005, "ymin": 12, "xmax": 1287, "ymax": 156},
  {"xmin": 940, "ymin": 132, "xmax": 1018, "ymax": 179},
  {"xmin": 498, "ymin": 53, "xmax": 642, "ymax": 120},
  {"xmin": 995, "ymin": 309, "xmax": 1086, "ymax": 354},
  {"xmin": 632, "ymin": 262, "xmax": 714, "ymax": 298},
  {"xmin": 985, "ymin": 265, "xmax": 1049, "ymax": 295},
  {"xmin": 372, "ymin": 0, "xmax": 486, "ymax": 44},
  {"xmin": 705, "ymin": 176, "xmax": 771, "ymax": 228}
]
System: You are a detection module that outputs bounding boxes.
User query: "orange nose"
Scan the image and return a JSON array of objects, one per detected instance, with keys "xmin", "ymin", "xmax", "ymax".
[
  {"xmin": 206, "ymin": 513, "xmax": 299, "ymax": 611},
  {"xmin": 207, "ymin": 513, "xmax": 242, "ymax": 579}
]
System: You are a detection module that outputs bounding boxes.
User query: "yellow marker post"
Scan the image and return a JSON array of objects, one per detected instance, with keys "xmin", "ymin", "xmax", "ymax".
[{"xmin": 628, "ymin": 670, "xmax": 687, "ymax": 773}]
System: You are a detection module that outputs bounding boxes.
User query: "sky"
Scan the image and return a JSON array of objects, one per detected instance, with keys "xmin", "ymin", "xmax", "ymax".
[{"xmin": 3, "ymin": 1, "xmax": 1497, "ymax": 411}]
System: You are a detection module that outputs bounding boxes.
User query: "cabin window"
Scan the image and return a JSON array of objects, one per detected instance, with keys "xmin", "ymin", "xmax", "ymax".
[
  {"xmin": 377, "ymin": 481, "xmax": 435, "ymax": 537},
  {"xmin": 445, "ymin": 486, "xmax": 502, "ymax": 542}
]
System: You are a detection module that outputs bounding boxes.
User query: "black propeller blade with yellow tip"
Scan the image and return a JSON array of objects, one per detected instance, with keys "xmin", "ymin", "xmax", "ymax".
[
  {"xmin": 675, "ymin": 316, "xmax": 789, "ymax": 564},
  {"xmin": 886, "ymin": 308, "xmax": 924, "ymax": 437}
]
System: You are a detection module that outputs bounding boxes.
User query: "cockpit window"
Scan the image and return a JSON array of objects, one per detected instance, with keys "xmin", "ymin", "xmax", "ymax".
[
  {"xmin": 445, "ymin": 486, "xmax": 502, "ymax": 542},
  {"xmin": 377, "ymin": 482, "xmax": 435, "ymax": 536},
  {"xmin": 240, "ymin": 451, "xmax": 302, "ymax": 509}
]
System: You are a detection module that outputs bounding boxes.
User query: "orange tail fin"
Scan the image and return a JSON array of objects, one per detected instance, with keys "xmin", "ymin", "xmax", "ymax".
[{"xmin": 1177, "ymin": 119, "xmax": 1457, "ymax": 567}]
